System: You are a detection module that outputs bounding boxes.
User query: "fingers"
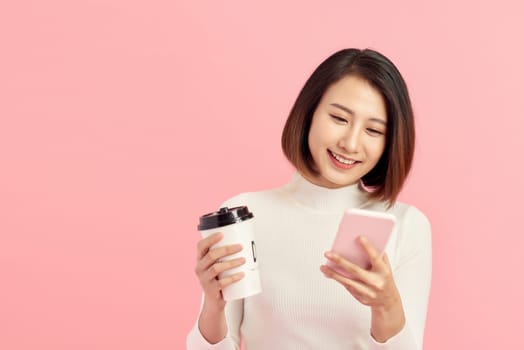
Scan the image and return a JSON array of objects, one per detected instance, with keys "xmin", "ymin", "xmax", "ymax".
[
  {"xmin": 323, "ymin": 250, "xmax": 388, "ymax": 292},
  {"xmin": 200, "ymin": 271, "xmax": 245, "ymax": 308},
  {"xmin": 382, "ymin": 252, "xmax": 391, "ymax": 266},
  {"xmin": 217, "ymin": 271, "xmax": 245, "ymax": 289},
  {"xmin": 196, "ymin": 232, "xmax": 223, "ymax": 259},
  {"xmin": 195, "ymin": 233, "xmax": 246, "ymax": 282},
  {"xmin": 321, "ymin": 264, "xmax": 374, "ymax": 298},
  {"xmin": 196, "ymin": 232, "xmax": 244, "ymax": 270},
  {"xmin": 324, "ymin": 251, "xmax": 371, "ymax": 281},
  {"xmin": 358, "ymin": 236, "xmax": 381, "ymax": 266},
  {"xmin": 322, "ymin": 248, "xmax": 398, "ymax": 309},
  {"xmin": 199, "ymin": 243, "xmax": 243, "ymax": 273},
  {"xmin": 203, "ymin": 257, "xmax": 246, "ymax": 282}
]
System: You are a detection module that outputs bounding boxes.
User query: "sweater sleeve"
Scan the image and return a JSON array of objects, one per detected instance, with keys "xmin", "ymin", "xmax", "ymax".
[
  {"xmin": 367, "ymin": 206, "xmax": 433, "ymax": 350},
  {"xmin": 186, "ymin": 293, "xmax": 244, "ymax": 350}
]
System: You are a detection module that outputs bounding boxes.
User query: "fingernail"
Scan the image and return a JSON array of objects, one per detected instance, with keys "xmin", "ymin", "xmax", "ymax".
[{"xmin": 325, "ymin": 252, "xmax": 333, "ymax": 258}]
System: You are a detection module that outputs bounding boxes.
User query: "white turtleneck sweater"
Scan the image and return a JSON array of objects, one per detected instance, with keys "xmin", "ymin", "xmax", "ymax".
[{"xmin": 187, "ymin": 172, "xmax": 432, "ymax": 350}]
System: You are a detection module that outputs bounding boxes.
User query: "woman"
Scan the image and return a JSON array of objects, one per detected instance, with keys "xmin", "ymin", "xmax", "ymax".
[{"xmin": 187, "ymin": 48, "xmax": 432, "ymax": 349}]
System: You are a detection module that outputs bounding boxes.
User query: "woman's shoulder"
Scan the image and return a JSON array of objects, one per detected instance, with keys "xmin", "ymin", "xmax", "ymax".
[
  {"xmin": 361, "ymin": 200, "xmax": 432, "ymax": 258},
  {"xmin": 365, "ymin": 200, "xmax": 431, "ymax": 233},
  {"xmin": 393, "ymin": 201, "xmax": 430, "ymax": 226},
  {"xmin": 388, "ymin": 202, "xmax": 432, "ymax": 251},
  {"xmin": 219, "ymin": 184, "xmax": 288, "ymax": 209}
]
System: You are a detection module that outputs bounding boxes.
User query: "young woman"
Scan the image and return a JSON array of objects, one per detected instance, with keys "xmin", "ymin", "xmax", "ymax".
[{"xmin": 187, "ymin": 48, "xmax": 432, "ymax": 350}]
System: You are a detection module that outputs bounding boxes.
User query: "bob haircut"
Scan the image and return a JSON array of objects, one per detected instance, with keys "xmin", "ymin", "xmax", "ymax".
[{"xmin": 281, "ymin": 48, "xmax": 415, "ymax": 207}]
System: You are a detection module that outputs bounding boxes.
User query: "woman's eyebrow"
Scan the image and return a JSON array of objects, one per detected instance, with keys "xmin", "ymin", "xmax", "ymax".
[
  {"xmin": 330, "ymin": 103, "xmax": 354, "ymax": 115},
  {"xmin": 330, "ymin": 103, "xmax": 387, "ymax": 125}
]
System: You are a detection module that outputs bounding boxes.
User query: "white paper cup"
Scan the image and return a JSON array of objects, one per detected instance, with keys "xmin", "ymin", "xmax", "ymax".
[{"xmin": 198, "ymin": 206, "xmax": 262, "ymax": 301}]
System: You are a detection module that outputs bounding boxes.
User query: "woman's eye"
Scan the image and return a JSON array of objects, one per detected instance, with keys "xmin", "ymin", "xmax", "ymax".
[
  {"xmin": 367, "ymin": 128, "xmax": 384, "ymax": 136},
  {"xmin": 330, "ymin": 115, "xmax": 347, "ymax": 123}
]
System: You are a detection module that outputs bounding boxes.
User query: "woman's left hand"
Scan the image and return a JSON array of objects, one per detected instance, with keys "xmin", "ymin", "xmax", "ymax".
[
  {"xmin": 320, "ymin": 236, "xmax": 406, "ymax": 342},
  {"xmin": 320, "ymin": 235, "xmax": 401, "ymax": 310}
]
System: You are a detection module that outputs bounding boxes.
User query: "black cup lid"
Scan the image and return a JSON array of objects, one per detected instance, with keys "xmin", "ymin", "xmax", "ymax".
[{"xmin": 198, "ymin": 206, "xmax": 254, "ymax": 231}]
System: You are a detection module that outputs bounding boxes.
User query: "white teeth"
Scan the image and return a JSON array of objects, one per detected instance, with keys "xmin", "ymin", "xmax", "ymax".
[{"xmin": 330, "ymin": 150, "xmax": 356, "ymax": 165}]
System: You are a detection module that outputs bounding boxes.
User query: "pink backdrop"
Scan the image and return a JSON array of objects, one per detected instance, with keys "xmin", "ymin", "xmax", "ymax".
[{"xmin": 1, "ymin": 1, "xmax": 523, "ymax": 349}]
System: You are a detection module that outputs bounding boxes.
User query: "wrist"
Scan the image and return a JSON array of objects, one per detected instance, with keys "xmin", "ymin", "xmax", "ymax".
[
  {"xmin": 372, "ymin": 293, "xmax": 402, "ymax": 315},
  {"xmin": 203, "ymin": 295, "xmax": 225, "ymax": 314},
  {"xmin": 370, "ymin": 298, "xmax": 405, "ymax": 343},
  {"xmin": 199, "ymin": 298, "xmax": 227, "ymax": 344}
]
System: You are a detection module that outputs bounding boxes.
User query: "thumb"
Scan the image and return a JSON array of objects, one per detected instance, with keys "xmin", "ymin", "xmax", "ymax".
[{"xmin": 382, "ymin": 252, "xmax": 391, "ymax": 266}]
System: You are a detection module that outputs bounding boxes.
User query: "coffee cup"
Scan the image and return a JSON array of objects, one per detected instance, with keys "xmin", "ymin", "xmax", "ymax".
[{"xmin": 198, "ymin": 206, "xmax": 262, "ymax": 301}]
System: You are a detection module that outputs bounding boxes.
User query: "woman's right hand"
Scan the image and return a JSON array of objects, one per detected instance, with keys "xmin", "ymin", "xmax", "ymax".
[{"xmin": 195, "ymin": 232, "xmax": 246, "ymax": 311}]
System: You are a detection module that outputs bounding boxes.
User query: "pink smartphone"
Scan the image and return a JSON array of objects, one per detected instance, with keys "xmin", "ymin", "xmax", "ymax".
[{"xmin": 327, "ymin": 208, "xmax": 396, "ymax": 278}]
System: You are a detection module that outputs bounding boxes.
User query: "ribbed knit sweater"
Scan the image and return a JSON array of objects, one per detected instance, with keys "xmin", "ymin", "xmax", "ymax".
[{"xmin": 187, "ymin": 172, "xmax": 432, "ymax": 350}]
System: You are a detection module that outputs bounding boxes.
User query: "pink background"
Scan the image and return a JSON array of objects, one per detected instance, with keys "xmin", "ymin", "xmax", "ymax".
[{"xmin": 1, "ymin": 1, "xmax": 523, "ymax": 349}]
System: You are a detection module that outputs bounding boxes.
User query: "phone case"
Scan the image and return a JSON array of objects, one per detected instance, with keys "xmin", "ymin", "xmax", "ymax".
[{"xmin": 326, "ymin": 208, "xmax": 396, "ymax": 278}]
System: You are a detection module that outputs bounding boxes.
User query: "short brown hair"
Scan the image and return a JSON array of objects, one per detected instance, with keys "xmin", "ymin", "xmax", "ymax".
[{"xmin": 281, "ymin": 48, "xmax": 415, "ymax": 207}]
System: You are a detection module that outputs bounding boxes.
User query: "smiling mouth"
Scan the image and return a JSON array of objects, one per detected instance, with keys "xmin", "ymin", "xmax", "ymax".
[{"xmin": 328, "ymin": 150, "xmax": 360, "ymax": 165}]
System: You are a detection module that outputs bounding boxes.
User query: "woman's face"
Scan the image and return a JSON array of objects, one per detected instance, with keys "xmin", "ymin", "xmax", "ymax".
[{"xmin": 307, "ymin": 75, "xmax": 387, "ymax": 188}]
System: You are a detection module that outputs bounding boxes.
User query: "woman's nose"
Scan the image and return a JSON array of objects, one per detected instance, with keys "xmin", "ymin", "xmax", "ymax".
[{"xmin": 338, "ymin": 127, "xmax": 360, "ymax": 153}]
